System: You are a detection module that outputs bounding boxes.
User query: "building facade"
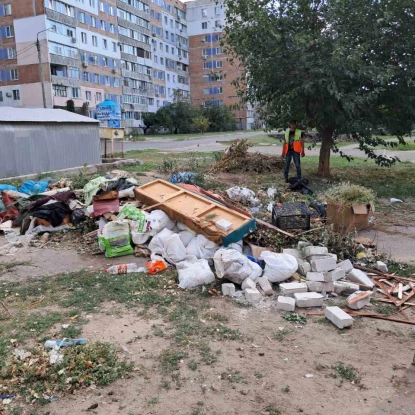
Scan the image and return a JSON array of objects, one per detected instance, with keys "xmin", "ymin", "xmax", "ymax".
[{"xmin": 0, "ymin": 0, "xmax": 254, "ymax": 130}]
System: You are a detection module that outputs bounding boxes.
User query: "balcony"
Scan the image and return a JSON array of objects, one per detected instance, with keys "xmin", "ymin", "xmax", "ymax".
[
  {"xmin": 121, "ymin": 68, "xmax": 151, "ymax": 82},
  {"xmin": 122, "ymin": 119, "xmax": 143, "ymax": 128},
  {"xmin": 122, "ymin": 86, "xmax": 154, "ymax": 97},
  {"xmin": 46, "ymin": 9, "xmax": 76, "ymax": 27},
  {"xmin": 119, "ymin": 35, "xmax": 151, "ymax": 52},
  {"xmin": 51, "ymin": 75, "xmax": 80, "ymax": 88},
  {"xmin": 50, "ymin": 54, "xmax": 78, "ymax": 67},
  {"xmin": 116, "ymin": 0, "xmax": 150, "ymax": 20},
  {"xmin": 117, "ymin": 18, "xmax": 151, "ymax": 37},
  {"xmin": 122, "ymin": 102, "xmax": 148, "ymax": 112}
]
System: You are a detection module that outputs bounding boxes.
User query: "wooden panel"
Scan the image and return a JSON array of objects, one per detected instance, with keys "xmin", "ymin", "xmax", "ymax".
[{"xmin": 164, "ymin": 192, "xmax": 213, "ymax": 217}]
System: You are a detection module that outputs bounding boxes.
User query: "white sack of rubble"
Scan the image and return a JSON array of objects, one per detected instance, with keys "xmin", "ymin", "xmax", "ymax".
[
  {"xmin": 259, "ymin": 251, "xmax": 298, "ymax": 282},
  {"xmin": 226, "ymin": 186, "xmax": 260, "ymax": 207},
  {"xmin": 213, "ymin": 248, "xmax": 262, "ymax": 285},
  {"xmin": 177, "ymin": 255, "xmax": 215, "ymax": 289},
  {"xmin": 186, "ymin": 234, "xmax": 220, "ymax": 259},
  {"xmin": 148, "ymin": 210, "xmax": 176, "ymax": 233},
  {"xmin": 178, "ymin": 230, "xmax": 196, "ymax": 247},
  {"xmin": 148, "ymin": 228, "xmax": 174, "ymax": 255},
  {"xmin": 164, "ymin": 234, "xmax": 187, "ymax": 264}
]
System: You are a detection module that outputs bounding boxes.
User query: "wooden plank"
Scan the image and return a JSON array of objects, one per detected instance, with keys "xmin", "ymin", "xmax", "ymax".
[{"xmin": 256, "ymin": 218, "xmax": 295, "ymax": 238}]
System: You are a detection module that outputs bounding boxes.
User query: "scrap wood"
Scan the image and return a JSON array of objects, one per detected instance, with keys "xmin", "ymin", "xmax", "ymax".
[
  {"xmin": 354, "ymin": 264, "xmax": 415, "ymax": 282},
  {"xmin": 373, "ymin": 278, "xmax": 415, "ymax": 307},
  {"xmin": 305, "ymin": 310, "xmax": 415, "ymax": 325},
  {"xmin": 0, "ymin": 299, "xmax": 12, "ymax": 318},
  {"xmin": 256, "ymin": 218, "xmax": 295, "ymax": 238},
  {"xmin": 348, "ymin": 292, "xmax": 371, "ymax": 305}
]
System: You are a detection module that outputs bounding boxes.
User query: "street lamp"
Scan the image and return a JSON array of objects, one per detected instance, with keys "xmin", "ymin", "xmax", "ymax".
[{"xmin": 36, "ymin": 27, "xmax": 54, "ymax": 108}]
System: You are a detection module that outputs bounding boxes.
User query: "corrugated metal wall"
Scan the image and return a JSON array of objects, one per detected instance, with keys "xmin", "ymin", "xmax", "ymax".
[{"xmin": 0, "ymin": 123, "xmax": 101, "ymax": 178}]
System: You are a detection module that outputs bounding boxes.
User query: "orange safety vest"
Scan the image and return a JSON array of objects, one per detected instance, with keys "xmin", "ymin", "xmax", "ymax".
[{"xmin": 282, "ymin": 129, "xmax": 303, "ymax": 155}]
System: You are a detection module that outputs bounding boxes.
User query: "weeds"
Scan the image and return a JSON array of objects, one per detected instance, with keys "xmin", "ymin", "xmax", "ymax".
[
  {"xmin": 254, "ymin": 371, "xmax": 264, "ymax": 379},
  {"xmin": 281, "ymin": 385, "xmax": 290, "ymax": 393},
  {"xmin": 330, "ymin": 362, "xmax": 361, "ymax": 386},
  {"xmin": 220, "ymin": 368, "xmax": 247, "ymax": 384},
  {"xmin": 159, "ymin": 349, "xmax": 187, "ymax": 372},
  {"xmin": 283, "ymin": 313, "xmax": 307, "ymax": 325},
  {"xmin": 272, "ymin": 328, "xmax": 292, "ymax": 341},
  {"xmin": 0, "ymin": 261, "xmax": 31, "ymax": 274},
  {"xmin": 265, "ymin": 405, "xmax": 281, "ymax": 415},
  {"xmin": 188, "ymin": 360, "xmax": 198, "ymax": 371}
]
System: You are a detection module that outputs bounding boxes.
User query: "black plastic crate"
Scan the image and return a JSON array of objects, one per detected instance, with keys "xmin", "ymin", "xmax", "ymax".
[{"xmin": 272, "ymin": 202, "xmax": 311, "ymax": 230}]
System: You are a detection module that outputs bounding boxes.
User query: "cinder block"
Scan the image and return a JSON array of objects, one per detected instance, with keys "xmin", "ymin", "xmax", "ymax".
[
  {"xmin": 294, "ymin": 292, "xmax": 324, "ymax": 308},
  {"xmin": 308, "ymin": 253, "xmax": 338, "ymax": 262},
  {"xmin": 279, "ymin": 282, "xmax": 308, "ymax": 295},
  {"xmin": 376, "ymin": 261, "xmax": 388, "ymax": 273},
  {"xmin": 310, "ymin": 257, "xmax": 337, "ymax": 272},
  {"xmin": 282, "ymin": 248, "xmax": 304, "ymax": 260},
  {"xmin": 244, "ymin": 288, "xmax": 262, "ymax": 303},
  {"xmin": 306, "ymin": 281, "xmax": 334, "ymax": 293},
  {"xmin": 325, "ymin": 268, "xmax": 346, "ymax": 282},
  {"xmin": 242, "ymin": 278, "xmax": 256, "ymax": 290},
  {"xmin": 257, "ymin": 277, "xmax": 274, "ymax": 296},
  {"xmin": 346, "ymin": 269, "xmax": 374, "ymax": 288},
  {"xmin": 222, "ymin": 283, "xmax": 236, "ymax": 296},
  {"xmin": 347, "ymin": 291, "xmax": 371, "ymax": 310},
  {"xmin": 338, "ymin": 259, "xmax": 354, "ymax": 273},
  {"xmin": 297, "ymin": 258, "xmax": 311, "ymax": 276},
  {"xmin": 334, "ymin": 281, "xmax": 360, "ymax": 296},
  {"xmin": 304, "ymin": 246, "xmax": 328, "ymax": 257},
  {"xmin": 306, "ymin": 272, "xmax": 325, "ymax": 282},
  {"xmin": 276, "ymin": 296, "xmax": 296, "ymax": 311},
  {"xmin": 325, "ymin": 306, "xmax": 353, "ymax": 329}
]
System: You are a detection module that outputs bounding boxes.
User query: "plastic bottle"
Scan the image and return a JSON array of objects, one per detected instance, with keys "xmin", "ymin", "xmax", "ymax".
[
  {"xmin": 44, "ymin": 339, "xmax": 87, "ymax": 349},
  {"xmin": 104, "ymin": 263, "xmax": 145, "ymax": 274}
]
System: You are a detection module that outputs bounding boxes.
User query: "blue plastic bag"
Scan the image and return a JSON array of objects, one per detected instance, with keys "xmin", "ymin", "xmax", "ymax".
[
  {"xmin": 169, "ymin": 172, "xmax": 197, "ymax": 185},
  {"xmin": 0, "ymin": 184, "xmax": 17, "ymax": 192},
  {"xmin": 18, "ymin": 181, "xmax": 48, "ymax": 195}
]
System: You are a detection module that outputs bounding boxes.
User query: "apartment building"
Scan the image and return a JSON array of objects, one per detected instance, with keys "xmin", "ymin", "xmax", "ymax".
[{"xmin": 186, "ymin": 0, "xmax": 256, "ymax": 130}]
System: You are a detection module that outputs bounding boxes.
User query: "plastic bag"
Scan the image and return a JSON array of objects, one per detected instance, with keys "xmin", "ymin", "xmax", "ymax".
[
  {"xmin": 164, "ymin": 234, "xmax": 187, "ymax": 264},
  {"xmin": 118, "ymin": 205, "xmax": 147, "ymax": 222},
  {"xmin": 228, "ymin": 240, "xmax": 243, "ymax": 253},
  {"xmin": 98, "ymin": 221, "xmax": 134, "ymax": 258},
  {"xmin": 18, "ymin": 180, "xmax": 48, "ymax": 195},
  {"xmin": 213, "ymin": 248, "xmax": 262, "ymax": 285},
  {"xmin": 186, "ymin": 234, "xmax": 220, "ymax": 259},
  {"xmin": 177, "ymin": 255, "xmax": 215, "ymax": 289},
  {"xmin": 146, "ymin": 259, "xmax": 168, "ymax": 275},
  {"xmin": 118, "ymin": 188, "xmax": 135, "ymax": 199},
  {"xmin": 148, "ymin": 210, "xmax": 176, "ymax": 233},
  {"xmin": 178, "ymin": 230, "xmax": 195, "ymax": 247},
  {"xmin": 259, "ymin": 251, "xmax": 298, "ymax": 282},
  {"xmin": 226, "ymin": 186, "xmax": 260, "ymax": 207},
  {"xmin": 148, "ymin": 228, "xmax": 174, "ymax": 255}
]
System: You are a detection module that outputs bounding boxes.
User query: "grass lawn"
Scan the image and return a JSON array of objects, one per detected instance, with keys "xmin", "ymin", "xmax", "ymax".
[
  {"xmin": 219, "ymin": 134, "xmax": 278, "ymax": 146},
  {"xmin": 129, "ymin": 130, "xmax": 256, "ymax": 142},
  {"xmin": 371, "ymin": 140, "xmax": 415, "ymax": 151}
]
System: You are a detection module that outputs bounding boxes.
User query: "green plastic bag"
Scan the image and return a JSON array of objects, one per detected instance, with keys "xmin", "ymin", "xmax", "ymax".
[{"xmin": 98, "ymin": 221, "xmax": 134, "ymax": 258}]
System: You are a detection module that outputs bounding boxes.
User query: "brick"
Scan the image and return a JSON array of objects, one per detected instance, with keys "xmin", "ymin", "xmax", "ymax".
[
  {"xmin": 376, "ymin": 261, "xmax": 388, "ymax": 273},
  {"xmin": 297, "ymin": 258, "xmax": 311, "ymax": 276},
  {"xmin": 304, "ymin": 246, "xmax": 328, "ymax": 257},
  {"xmin": 294, "ymin": 292, "xmax": 324, "ymax": 308},
  {"xmin": 276, "ymin": 296, "xmax": 296, "ymax": 311},
  {"xmin": 334, "ymin": 281, "xmax": 360, "ymax": 295},
  {"xmin": 306, "ymin": 281, "xmax": 334, "ymax": 293},
  {"xmin": 282, "ymin": 248, "xmax": 304, "ymax": 260},
  {"xmin": 244, "ymin": 288, "xmax": 262, "ymax": 303},
  {"xmin": 222, "ymin": 283, "xmax": 236, "ymax": 296},
  {"xmin": 324, "ymin": 268, "xmax": 346, "ymax": 282},
  {"xmin": 310, "ymin": 257, "xmax": 337, "ymax": 272},
  {"xmin": 338, "ymin": 259, "xmax": 354, "ymax": 273},
  {"xmin": 347, "ymin": 291, "xmax": 371, "ymax": 310},
  {"xmin": 279, "ymin": 282, "xmax": 308, "ymax": 295},
  {"xmin": 242, "ymin": 278, "xmax": 256, "ymax": 290},
  {"xmin": 306, "ymin": 272, "xmax": 325, "ymax": 282},
  {"xmin": 325, "ymin": 306, "xmax": 353, "ymax": 329},
  {"xmin": 257, "ymin": 277, "xmax": 274, "ymax": 296},
  {"xmin": 346, "ymin": 269, "xmax": 374, "ymax": 288}
]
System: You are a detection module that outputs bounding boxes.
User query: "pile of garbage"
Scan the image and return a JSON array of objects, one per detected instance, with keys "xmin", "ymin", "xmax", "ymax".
[{"xmin": 210, "ymin": 139, "xmax": 285, "ymax": 174}]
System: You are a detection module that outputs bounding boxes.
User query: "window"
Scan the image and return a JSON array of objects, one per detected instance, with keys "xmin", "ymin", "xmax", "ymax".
[
  {"xmin": 164, "ymin": 16, "xmax": 167, "ymax": 24},
  {"xmin": 165, "ymin": 45, "xmax": 168, "ymax": 53},
  {"xmin": 110, "ymin": 24, "xmax": 115, "ymax": 34},
  {"xmin": 173, "ymin": 75, "xmax": 176, "ymax": 83},
  {"xmin": 111, "ymin": 42, "xmax": 116, "ymax": 52},
  {"xmin": 10, "ymin": 69, "xmax": 18, "ymax": 80},
  {"xmin": 171, "ymin": 47, "xmax": 174, "ymax": 54},
  {"xmin": 5, "ymin": 26, "xmax": 14, "ymax": 38},
  {"xmin": 71, "ymin": 87, "xmax": 80, "ymax": 98},
  {"xmin": 167, "ymin": 74, "xmax": 170, "ymax": 81},
  {"xmin": 103, "ymin": 39, "xmax": 108, "ymax": 49},
  {"xmin": 12, "ymin": 89, "xmax": 20, "ymax": 100},
  {"xmin": 154, "ymin": 55, "xmax": 158, "ymax": 63},
  {"xmin": 215, "ymin": 20, "xmax": 221, "ymax": 28},
  {"xmin": 91, "ymin": 17, "xmax": 96, "ymax": 27},
  {"xmin": 68, "ymin": 67, "xmax": 79, "ymax": 78},
  {"xmin": 4, "ymin": 4, "xmax": 11, "ymax": 15},
  {"xmin": 171, "ymin": 33, "xmax": 174, "ymax": 41},
  {"xmin": 81, "ymin": 32, "xmax": 87, "ymax": 43},
  {"xmin": 100, "ymin": 20, "xmax": 105, "ymax": 30},
  {"xmin": 170, "ymin": 19, "xmax": 173, "ymax": 28},
  {"xmin": 201, "ymin": 8, "xmax": 207, "ymax": 17},
  {"xmin": 203, "ymin": 60, "xmax": 222, "ymax": 69},
  {"xmin": 89, "ymin": 0, "xmax": 95, "ymax": 6},
  {"xmin": 203, "ymin": 86, "xmax": 222, "ymax": 95},
  {"xmin": 79, "ymin": 12, "xmax": 85, "ymax": 23},
  {"xmin": 202, "ymin": 22, "xmax": 208, "ymax": 29},
  {"xmin": 160, "ymin": 57, "xmax": 164, "ymax": 65},
  {"xmin": 0, "ymin": 91, "xmax": 2, "ymax": 102},
  {"xmin": 86, "ymin": 91, "xmax": 92, "ymax": 101},
  {"xmin": 215, "ymin": 6, "xmax": 221, "ymax": 15},
  {"xmin": 202, "ymin": 47, "xmax": 223, "ymax": 56},
  {"xmin": 96, "ymin": 92, "xmax": 102, "ymax": 103},
  {"xmin": 92, "ymin": 36, "xmax": 98, "ymax": 47},
  {"xmin": 149, "ymin": 98, "xmax": 154, "ymax": 105},
  {"xmin": 7, "ymin": 48, "xmax": 16, "ymax": 59},
  {"xmin": 159, "ymin": 42, "xmax": 163, "ymax": 51},
  {"xmin": 103, "ymin": 57, "xmax": 108, "ymax": 66},
  {"xmin": 100, "ymin": 2, "xmax": 104, "ymax": 11}
]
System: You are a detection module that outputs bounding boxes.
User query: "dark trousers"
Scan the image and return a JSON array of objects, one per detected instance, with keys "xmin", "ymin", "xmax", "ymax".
[{"xmin": 284, "ymin": 150, "xmax": 301, "ymax": 180}]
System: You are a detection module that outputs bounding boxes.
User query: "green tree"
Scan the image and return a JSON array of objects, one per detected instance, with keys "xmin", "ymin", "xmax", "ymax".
[
  {"xmin": 156, "ymin": 101, "xmax": 196, "ymax": 134},
  {"xmin": 142, "ymin": 112, "xmax": 161, "ymax": 134},
  {"xmin": 202, "ymin": 105, "xmax": 237, "ymax": 132},
  {"xmin": 224, "ymin": 0, "xmax": 415, "ymax": 177},
  {"xmin": 192, "ymin": 116, "xmax": 210, "ymax": 133},
  {"xmin": 80, "ymin": 102, "xmax": 89, "ymax": 117},
  {"xmin": 66, "ymin": 99, "xmax": 75, "ymax": 113}
]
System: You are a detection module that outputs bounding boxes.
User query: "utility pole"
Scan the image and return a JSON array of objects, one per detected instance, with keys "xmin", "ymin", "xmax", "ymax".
[{"xmin": 36, "ymin": 30, "xmax": 50, "ymax": 108}]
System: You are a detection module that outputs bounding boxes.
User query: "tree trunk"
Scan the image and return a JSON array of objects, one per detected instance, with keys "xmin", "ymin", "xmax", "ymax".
[{"xmin": 317, "ymin": 127, "xmax": 334, "ymax": 178}]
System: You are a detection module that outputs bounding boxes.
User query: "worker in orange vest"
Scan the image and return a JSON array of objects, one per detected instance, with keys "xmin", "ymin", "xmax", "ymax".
[{"xmin": 282, "ymin": 120, "xmax": 305, "ymax": 182}]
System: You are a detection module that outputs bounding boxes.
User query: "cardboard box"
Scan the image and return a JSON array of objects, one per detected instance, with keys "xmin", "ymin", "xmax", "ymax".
[{"xmin": 326, "ymin": 202, "xmax": 374, "ymax": 232}]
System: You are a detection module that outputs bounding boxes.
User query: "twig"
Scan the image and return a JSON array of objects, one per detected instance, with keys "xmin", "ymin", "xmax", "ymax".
[
  {"xmin": 0, "ymin": 300, "xmax": 12, "ymax": 317},
  {"xmin": 296, "ymin": 226, "xmax": 326, "ymax": 236},
  {"xmin": 28, "ymin": 296, "xmax": 45, "ymax": 308}
]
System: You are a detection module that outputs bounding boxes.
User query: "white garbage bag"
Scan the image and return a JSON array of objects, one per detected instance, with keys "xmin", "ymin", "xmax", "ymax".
[
  {"xmin": 228, "ymin": 240, "xmax": 243, "ymax": 253},
  {"xmin": 213, "ymin": 248, "xmax": 262, "ymax": 285},
  {"xmin": 186, "ymin": 234, "xmax": 220, "ymax": 259},
  {"xmin": 177, "ymin": 255, "xmax": 215, "ymax": 289},
  {"xmin": 176, "ymin": 222, "xmax": 188, "ymax": 231},
  {"xmin": 148, "ymin": 228, "xmax": 174, "ymax": 255},
  {"xmin": 148, "ymin": 210, "xmax": 176, "ymax": 233},
  {"xmin": 259, "ymin": 251, "xmax": 298, "ymax": 282},
  {"xmin": 164, "ymin": 234, "xmax": 187, "ymax": 264},
  {"xmin": 226, "ymin": 186, "xmax": 260, "ymax": 207},
  {"xmin": 178, "ymin": 230, "xmax": 196, "ymax": 247}
]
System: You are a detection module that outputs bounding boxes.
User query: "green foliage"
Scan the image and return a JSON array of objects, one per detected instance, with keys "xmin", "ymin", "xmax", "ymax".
[
  {"xmin": 283, "ymin": 313, "xmax": 307, "ymax": 325},
  {"xmin": 201, "ymin": 105, "xmax": 237, "ymax": 132},
  {"xmin": 192, "ymin": 116, "xmax": 211, "ymax": 133},
  {"xmin": 325, "ymin": 183, "xmax": 376, "ymax": 206},
  {"xmin": 224, "ymin": 0, "xmax": 415, "ymax": 176},
  {"xmin": 331, "ymin": 362, "xmax": 361, "ymax": 385}
]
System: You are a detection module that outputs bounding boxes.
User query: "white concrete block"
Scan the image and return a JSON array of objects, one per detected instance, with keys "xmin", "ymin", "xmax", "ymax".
[
  {"xmin": 306, "ymin": 281, "xmax": 334, "ymax": 293},
  {"xmin": 325, "ymin": 306, "xmax": 353, "ymax": 329},
  {"xmin": 346, "ymin": 269, "xmax": 374, "ymax": 288},
  {"xmin": 304, "ymin": 246, "xmax": 328, "ymax": 257},
  {"xmin": 376, "ymin": 261, "xmax": 388, "ymax": 273},
  {"xmin": 338, "ymin": 259, "xmax": 354, "ymax": 273},
  {"xmin": 334, "ymin": 281, "xmax": 360, "ymax": 296},
  {"xmin": 242, "ymin": 278, "xmax": 256, "ymax": 291},
  {"xmin": 222, "ymin": 283, "xmax": 236, "ymax": 296},
  {"xmin": 297, "ymin": 258, "xmax": 311, "ymax": 276},
  {"xmin": 308, "ymin": 253, "xmax": 338, "ymax": 262},
  {"xmin": 276, "ymin": 296, "xmax": 296, "ymax": 311},
  {"xmin": 244, "ymin": 288, "xmax": 262, "ymax": 303},
  {"xmin": 347, "ymin": 291, "xmax": 371, "ymax": 310},
  {"xmin": 257, "ymin": 277, "xmax": 274, "ymax": 296},
  {"xmin": 306, "ymin": 272, "xmax": 325, "ymax": 282},
  {"xmin": 282, "ymin": 248, "xmax": 304, "ymax": 260},
  {"xmin": 325, "ymin": 268, "xmax": 346, "ymax": 282},
  {"xmin": 279, "ymin": 282, "xmax": 308, "ymax": 295},
  {"xmin": 294, "ymin": 292, "xmax": 324, "ymax": 308},
  {"xmin": 310, "ymin": 257, "xmax": 337, "ymax": 272}
]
